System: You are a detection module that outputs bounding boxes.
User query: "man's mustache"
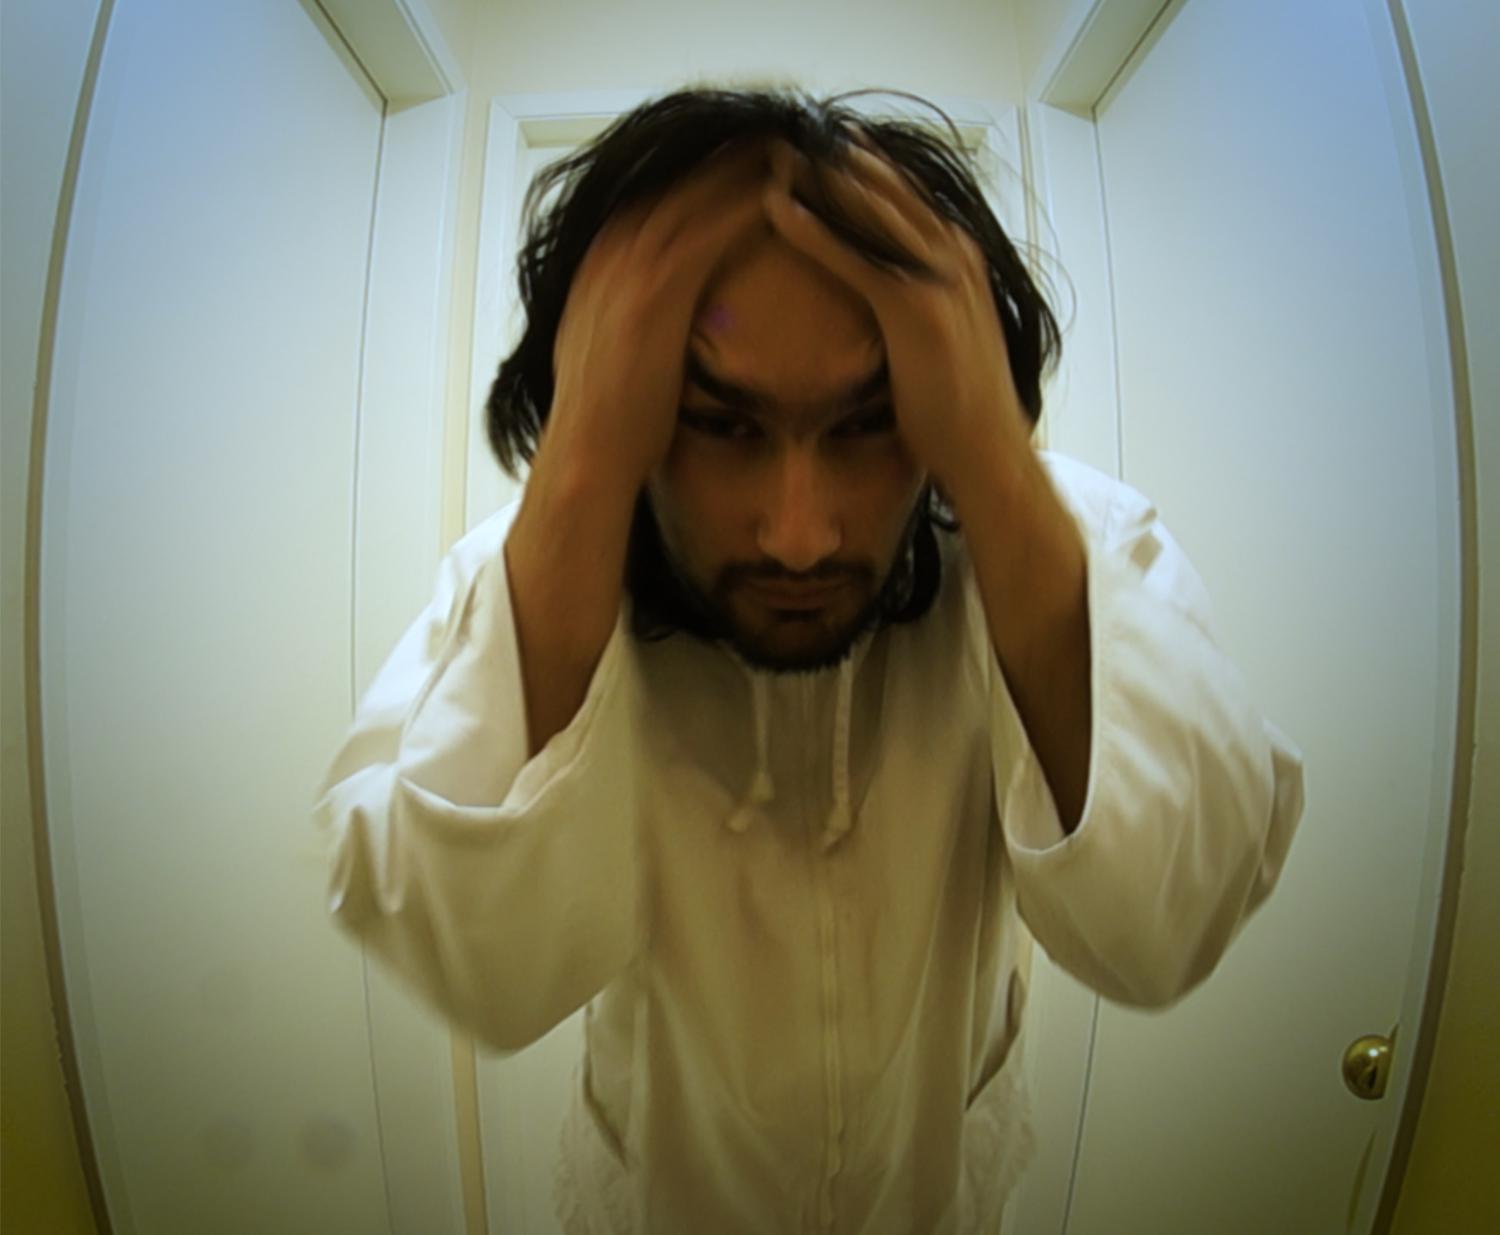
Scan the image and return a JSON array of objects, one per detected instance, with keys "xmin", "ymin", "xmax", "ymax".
[{"xmin": 721, "ymin": 562, "xmax": 875, "ymax": 588}]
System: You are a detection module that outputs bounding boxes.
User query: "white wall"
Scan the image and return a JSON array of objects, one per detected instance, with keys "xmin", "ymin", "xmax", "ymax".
[{"xmin": 1, "ymin": 3, "xmax": 108, "ymax": 1232}]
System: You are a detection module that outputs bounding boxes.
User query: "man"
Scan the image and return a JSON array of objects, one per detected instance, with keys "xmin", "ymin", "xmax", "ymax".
[{"xmin": 313, "ymin": 85, "xmax": 1305, "ymax": 1235}]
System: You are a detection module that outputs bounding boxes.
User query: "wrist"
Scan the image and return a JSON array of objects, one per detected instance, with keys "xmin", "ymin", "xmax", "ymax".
[
  {"xmin": 948, "ymin": 440, "xmax": 1086, "ymax": 648},
  {"xmin": 521, "ymin": 425, "xmax": 643, "ymax": 536}
]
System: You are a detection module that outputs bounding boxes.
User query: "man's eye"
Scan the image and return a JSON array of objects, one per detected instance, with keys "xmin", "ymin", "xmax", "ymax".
[
  {"xmin": 833, "ymin": 406, "xmax": 897, "ymax": 437},
  {"xmin": 680, "ymin": 410, "xmax": 759, "ymax": 440}
]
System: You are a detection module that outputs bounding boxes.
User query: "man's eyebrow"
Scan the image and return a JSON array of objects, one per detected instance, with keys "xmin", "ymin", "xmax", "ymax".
[{"xmin": 684, "ymin": 352, "xmax": 890, "ymax": 413}]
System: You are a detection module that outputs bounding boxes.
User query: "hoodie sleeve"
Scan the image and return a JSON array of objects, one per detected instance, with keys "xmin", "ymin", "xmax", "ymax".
[
  {"xmin": 991, "ymin": 463, "xmax": 1305, "ymax": 1009},
  {"xmin": 311, "ymin": 505, "xmax": 645, "ymax": 1053}
]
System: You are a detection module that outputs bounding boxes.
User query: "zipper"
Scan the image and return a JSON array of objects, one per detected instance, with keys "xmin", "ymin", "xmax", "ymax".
[{"xmin": 802, "ymin": 678, "xmax": 845, "ymax": 1232}]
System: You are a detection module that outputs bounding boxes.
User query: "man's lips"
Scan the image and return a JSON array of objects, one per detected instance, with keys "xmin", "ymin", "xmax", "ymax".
[{"xmin": 748, "ymin": 581, "xmax": 847, "ymax": 607}]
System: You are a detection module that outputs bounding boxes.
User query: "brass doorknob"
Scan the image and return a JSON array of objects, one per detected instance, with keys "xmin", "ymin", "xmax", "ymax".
[{"xmin": 1342, "ymin": 1033, "xmax": 1394, "ymax": 1100}]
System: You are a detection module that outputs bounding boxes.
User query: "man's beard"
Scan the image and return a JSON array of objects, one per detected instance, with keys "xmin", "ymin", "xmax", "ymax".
[{"xmin": 629, "ymin": 493, "xmax": 930, "ymax": 675}]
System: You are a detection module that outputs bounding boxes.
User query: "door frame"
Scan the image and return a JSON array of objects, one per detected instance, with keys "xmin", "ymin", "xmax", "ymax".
[{"xmin": 1011, "ymin": 2, "xmax": 1474, "ymax": 1233}]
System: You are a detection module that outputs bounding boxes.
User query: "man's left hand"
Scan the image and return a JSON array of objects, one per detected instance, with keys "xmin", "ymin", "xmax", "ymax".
[
  {"xmin": 762, "ymin": 128, "xmax": 1093, "ymax": 835},
  {"xmin": 760, "ymin": 128, "xmax": 1033, "ymax": 494}
]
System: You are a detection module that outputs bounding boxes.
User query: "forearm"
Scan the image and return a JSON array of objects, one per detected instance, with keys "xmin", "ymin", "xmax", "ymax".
[
  {"xmin": 946, "ymin": 441, "xmax": 1092, "ymax": 835},
  {"xmin": 505, "ymin": 431, "xmax": 640, "ymax": 758}
]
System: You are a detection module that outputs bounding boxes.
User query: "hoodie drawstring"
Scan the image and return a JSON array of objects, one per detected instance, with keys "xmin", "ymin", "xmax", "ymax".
[
  {"xmin": 725, "ymin": 651, "xmax": 857, "ymax": 851},
  {"xmin": 727, "ymin": 672, "xmax": 775, "ymax": 833},
  {"xmin": 819, "ymin": 656, "xmax": 855, "ymax": 852}
]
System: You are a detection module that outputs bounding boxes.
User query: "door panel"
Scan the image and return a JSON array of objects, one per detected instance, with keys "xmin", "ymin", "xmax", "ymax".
[
  {"xmin": 1060, "ymin": 1, "xmax": 1457, "ymax": 1231},
  {"xmin": 39, "ymin": 1, "xmax": 419, "ymax": 1231}
]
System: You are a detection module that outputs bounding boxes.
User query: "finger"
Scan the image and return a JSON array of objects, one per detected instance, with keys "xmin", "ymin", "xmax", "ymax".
[
  {"xmin": 761, "ymin": 176, "xmax": 887, "ymax": 307},
  {"xmin": 658, "ymin": 189, "xmax": 769, "ymax": 313},
  {"xmin": 771, "ymin": 137, "xmax": 934, "ymax": 274},
  {"xmin": 835, "ymin": 136, "xmax": 948, "ymax": 249},
  {"xmin": 644, "ymin": 140, "xmax": 770, "ymax": 243},
  {"xmin": 764, "ymin": 152, "xmax": 934, "ymax": 294},
  {"xmin": 585, "ymin": 173, "xmax": 762, "ymax": 317},
  {"xmin": 767, "ymin": 138, "xmax": 820, "ymax": 207}
]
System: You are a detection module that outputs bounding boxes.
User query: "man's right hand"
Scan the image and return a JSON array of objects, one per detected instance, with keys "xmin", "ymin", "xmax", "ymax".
[
  {"xmin": 544, "ymin": 138, "xmax": 776, "ymax": 486},
  {"xmin": 505, "ymin": 139, "xmax": 779, "ymax": 758}
]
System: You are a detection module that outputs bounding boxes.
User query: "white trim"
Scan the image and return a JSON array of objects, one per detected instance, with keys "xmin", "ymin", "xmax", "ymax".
[
  {"xmin": 1349, "ymin": 8, "xmax": 1464, "ymax": 1232},
  {"xmin": 390, "ymin": 0, "xmax": 463, "ymax": 96},
  {"xmin": 355, "ymin": 87, "xmax": 471, "ymax": 1235},
  {"xmin": 1008, "ymin": 103, "xmax": 1119, "ymax": 1235},
  {"xmin": 319, "ymin": 0, "xmax": 464, "ymax": 102},
  {"xmin": 319, "ymin": 3, "xmax": 473, "ymax": 1231},
  {"xmin": 1031, "ymin": 0, "xmax": 1180, "ymax": 115}
]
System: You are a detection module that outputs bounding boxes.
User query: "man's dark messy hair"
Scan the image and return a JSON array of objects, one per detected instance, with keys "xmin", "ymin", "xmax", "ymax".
[{"xmin": 484, "ymin": 83, "xmax": 1062, "ymax": 645}]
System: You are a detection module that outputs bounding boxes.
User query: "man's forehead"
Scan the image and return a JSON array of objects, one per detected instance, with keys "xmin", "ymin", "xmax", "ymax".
[
  {"xmin": 699, "ymin": 303, "xmax": 736, "ymax": 333},
  {"xmin": 683, "ymin": 348, "xmax": 890, "ymax": 414}
]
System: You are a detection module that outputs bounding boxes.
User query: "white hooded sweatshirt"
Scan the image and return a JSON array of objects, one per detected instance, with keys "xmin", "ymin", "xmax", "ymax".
[{"xmin": 312, "ymin": 450, "xmax": 1305, "ymax": 1235}]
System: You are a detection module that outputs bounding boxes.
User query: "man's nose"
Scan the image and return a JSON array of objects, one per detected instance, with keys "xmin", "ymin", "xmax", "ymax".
[{"xmin": 756, "ymin": 446, "xmax": 842, "ymax": 573}]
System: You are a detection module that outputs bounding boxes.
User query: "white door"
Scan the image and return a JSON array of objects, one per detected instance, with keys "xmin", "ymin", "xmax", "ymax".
[
  {"xmin": 1018, "ymin": 1, "xmax": 1460, "ymax": 1232},
  {"xmin": 40, "ymin": 2, "xmax": 460, "ymax": 1232}
]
